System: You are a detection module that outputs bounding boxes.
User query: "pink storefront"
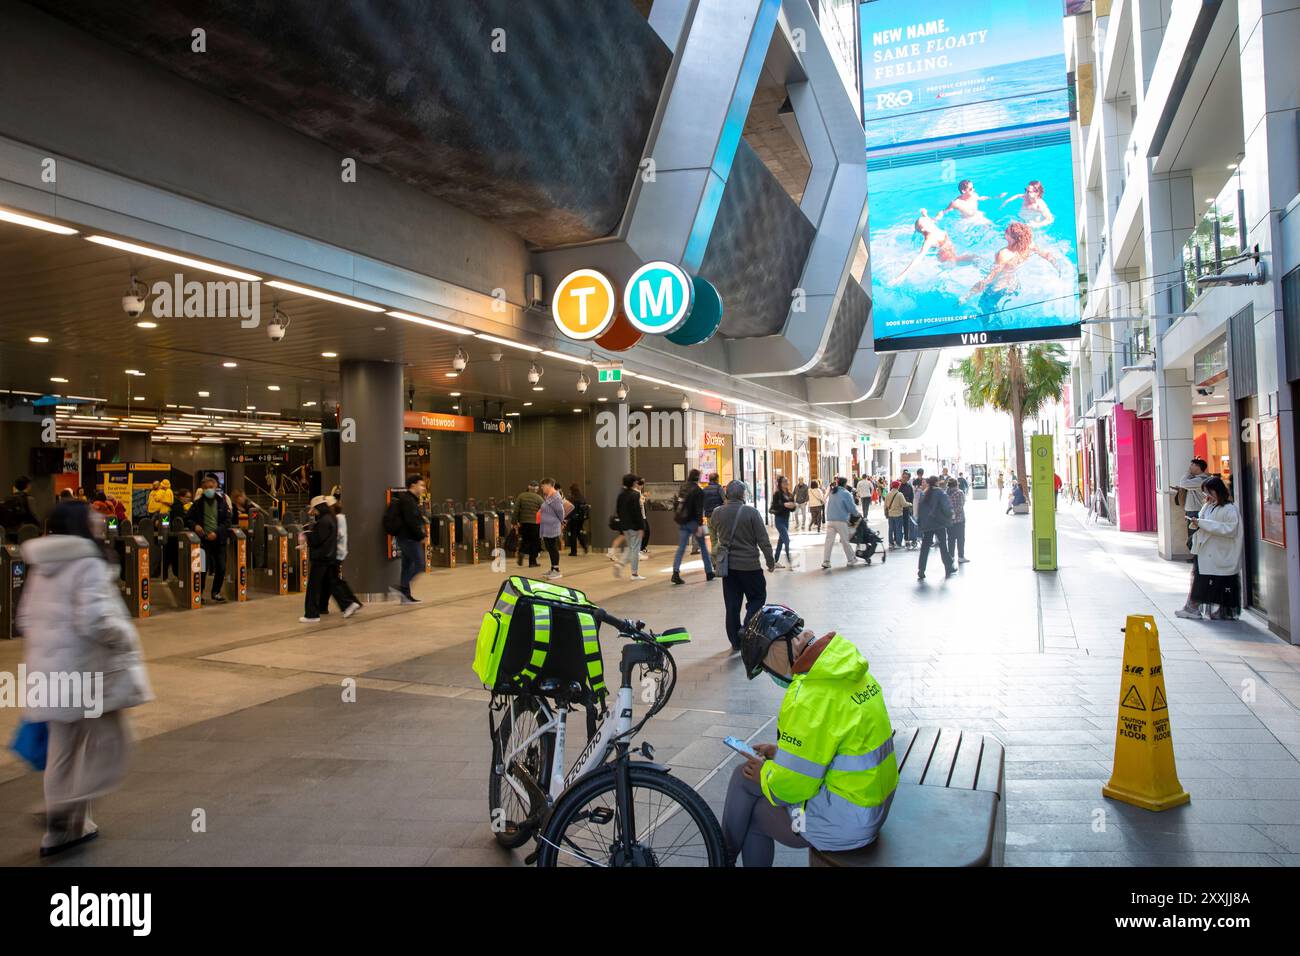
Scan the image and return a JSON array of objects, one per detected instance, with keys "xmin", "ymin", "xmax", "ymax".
[{"xmin": 1112, "ymin": 406, "xmax": 1157, "ymax": 532}]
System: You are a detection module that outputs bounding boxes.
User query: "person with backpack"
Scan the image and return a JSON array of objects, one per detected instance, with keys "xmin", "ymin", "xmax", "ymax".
[
  {"xmin": 513, "ymin": 480, "xmax": 544, "ymax": 568},
  {"xmin": 384, "ymin": 474, "xmax": 426, "ymax": 604},
  {"xmin": 672, "ymin": 468, "xmax": 714, "ymax": 585},
  {"xmin": 702, "ymin": 472, "xmax": 725, "ymax": 552},
  {"xmin": 711, "ymin": 480, "xmax": 775, "ymax": 651},
  {"xmin": 793, "ymin": 477, "xmax": 810, "ymax": 532},
  {"xmin": 883, "ymin": 480, "xmax": 908, "ymax": 550},
  {"xmin": 1, "ymin": 476, "xmax": 40, "ymax": 540},
  {"xmin": 565, "ymin": 482, "xmax": 589, "ymax": 556},
  {"xmin": 916, "ymin": 475, "xmax": 956, "ymax": 580},
  {"xmin": 613, "ymin": 473, "xmax": 647, "ymax": 580},
  {"xmin": 769, "ymin": 476, "xmax": 796, "ymax": 570},
  {"xmin": 945, "ymin": 477, "xmax": 968, "ymax": 565}
]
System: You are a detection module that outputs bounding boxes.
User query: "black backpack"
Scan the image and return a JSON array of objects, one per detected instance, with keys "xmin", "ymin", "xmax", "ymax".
[
  {"xmin": 673, "ymin": 486, "xmax": 692, "ymax": 524},
  {"xmin": 382, "ymin": 496, "xmax": 404, "ymax": 536},
  {"xmin": 0, "ymin": 494, "xmax": 28, "ymax": 531}
]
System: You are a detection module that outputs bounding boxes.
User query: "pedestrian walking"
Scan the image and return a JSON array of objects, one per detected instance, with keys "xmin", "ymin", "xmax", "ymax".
[
  {"xmin": 916, "ymin": 475, "xmax": 956, "ymax": 580},
  {"xmin": 856, "ymin": 474, "xmax": 875, "ymax": 520},
  {"xmin": 769, "ymin": 475, "xmax": 796, "ymax": 569},
  {"xmin": 514, "ymin": 480, "xmax": 544, "ymax": 567},
  {"xmin": 566, "ymin": 482, "xmax": 589, "ymax": 556},
  {"xmin": 300, "ymin": 495, "xmax": 361, "ymax": 622},
  {"xmin": 188, "ymin": 476, "xmax": 230, "ymax": 603},
  {"xmin": 1176, "ymin": 476, "xmax": 1242, "ymax": 620},
  {"xmin": 710, "ymin": 480, "xmax": 775, "ymax": 651},
  {"xmin": 383, "ymin": 474, "xmax": 427, "ymax": 604},
  {"xmin": 897, "ymin": 470, "xmax": 917, "ymax": 548},
  {"xmin": 793, "ymin": 477, "xmax": 810, "ymax": 532},
  {"xmin": 808, "ymin": 479, "xmax": 825, "ymax": 532},
  {"xmin": 539, "ymin": 477, "xmax": 570, "ymax": 579},
  {"xmin": 322, "ymin": 496, "xmax": 362, "ymax": 615},
  {"xmin": 671, "ymin": 468, "xmax": 714, "ymax": 585},
  {"xmin": 884, "ymin": 480, "xmax": 908, "ymax": 549},
  {"xmin": 613, "ymin": 473, "xmax": 647, "ymax": 580},
  {"xmin": 945, "ymin": 477, "xmax": 968, "ymax": 564},
  {"xmin": 17, "ymin": 500, "xmax": 153, "ymax": 857},
  {"xmin": 820, "ymin": 477, "xmax": 861, "ymax": 569},
  {"xmin": 703, "ymin": 473, "xmax": 725, "ymax": 552}
]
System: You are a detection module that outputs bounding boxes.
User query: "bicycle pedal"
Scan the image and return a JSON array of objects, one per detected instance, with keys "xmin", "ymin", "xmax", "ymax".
[{"xmin": 524, "ymin": 848, "xmax": 539, "ymax": 866}]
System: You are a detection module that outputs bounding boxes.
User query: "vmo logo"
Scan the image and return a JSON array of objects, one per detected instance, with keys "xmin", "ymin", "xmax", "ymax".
[{"xmin": 876, "ymin": 89, "xmax": 913, "ymax": 110}]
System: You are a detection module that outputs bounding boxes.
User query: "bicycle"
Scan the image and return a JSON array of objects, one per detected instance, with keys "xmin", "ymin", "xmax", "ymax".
[{"xmin": 487, "ymin": 602, "xmax": 728, "ymax": 867}]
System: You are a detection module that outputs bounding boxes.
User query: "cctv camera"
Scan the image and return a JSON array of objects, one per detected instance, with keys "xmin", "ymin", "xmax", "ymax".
[
  {"xmin": 681, "ymin": 397, "xmax": 690, "ymax": 412},
  {"xmin": 453, "ymin": 346, "xmax": 469, "ymax": 372},
  {"xmin": 576, "ymin": 373, "xmax": 589, "ymax": 394},
  {"xmin": 490, "ymin": 350, "xmax": 504, "ymax": 363},
  {"xmin": 527, "ymin": 362, "xmax": 543, "ymax": 385},
  {"xmin": 267, "ymin": 306, "xmax": 289, "ymax": 342},
  {"xmin": 616, "ymin": 383, "xmax": 628, "ymax": 401},
  {"xmin": 1196, "ymin": 386, "xmax": 1213, "ymax": 397},
  {"xmin": 122, "ymin": 275, "xmax": 148, "ymax": 317}
]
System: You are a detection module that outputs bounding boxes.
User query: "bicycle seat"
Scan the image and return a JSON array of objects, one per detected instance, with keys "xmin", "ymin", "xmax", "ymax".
[{"xmin": 536, "ymin": 678, "xmax": 585, "ymax": 702}]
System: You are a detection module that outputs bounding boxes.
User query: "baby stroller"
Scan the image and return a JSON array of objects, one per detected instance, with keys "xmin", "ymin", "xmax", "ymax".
[{"xmin": 850, "ymin": 519, "xmax": 885, "ymax": 565}]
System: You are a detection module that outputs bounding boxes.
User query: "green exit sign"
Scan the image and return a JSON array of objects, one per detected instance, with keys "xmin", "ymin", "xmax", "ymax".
[{"xmin": 598, "ymin": 368, "xmax": 622, "ymax": 383}]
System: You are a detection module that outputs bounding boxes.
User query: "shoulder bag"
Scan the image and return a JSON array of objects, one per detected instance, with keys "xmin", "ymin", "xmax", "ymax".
[{"xmin": 713, "ymin": 504, "xmax": 747, "ymax": 578}]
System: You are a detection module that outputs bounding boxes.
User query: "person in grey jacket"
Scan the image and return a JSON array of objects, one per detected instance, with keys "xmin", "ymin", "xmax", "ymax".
[
  {"xmin": 821, "ymin": 477, "xmax": 862, "ymax": 569},
  {"xmin": 915, "ymin": 475, "xmax": 956, "ymax": 580},
  {"xmin": 711, "ymin": 481, "xmax": 776, "ymax": 651},
  {"xmin": 18, "ymin": 500, "xmax": 153, "ymax": 857}
]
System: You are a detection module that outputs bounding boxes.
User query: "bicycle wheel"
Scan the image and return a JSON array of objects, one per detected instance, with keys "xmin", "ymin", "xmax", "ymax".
[
  {"xmin": 488, "ymin": 695, "xmax": 553, "ymax": 849},
  {"xmin": 535, "ymin": 765, "xmax": 728, "ymax": 867}
]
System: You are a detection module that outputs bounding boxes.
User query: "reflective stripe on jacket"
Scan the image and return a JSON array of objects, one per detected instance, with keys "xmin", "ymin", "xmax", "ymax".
[{"xmin": 759, "ymin": 635, "xmax": 898, "ymax": 852}]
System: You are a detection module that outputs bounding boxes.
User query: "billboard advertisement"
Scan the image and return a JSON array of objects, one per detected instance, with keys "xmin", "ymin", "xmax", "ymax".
[{"xmin": 860, "ymin": 0, "xmax": 1081, "ymax": 351}]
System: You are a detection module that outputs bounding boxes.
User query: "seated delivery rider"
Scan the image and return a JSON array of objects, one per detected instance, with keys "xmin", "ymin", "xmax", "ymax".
[{"xmin": 723, "ymin": 605, "xmax": 898, "ymax": 866}]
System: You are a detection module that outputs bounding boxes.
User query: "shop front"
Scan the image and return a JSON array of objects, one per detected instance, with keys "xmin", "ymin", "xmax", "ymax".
[{"xmin": 734, "ymin": 419, "xmax": 769, "ymax": 515}]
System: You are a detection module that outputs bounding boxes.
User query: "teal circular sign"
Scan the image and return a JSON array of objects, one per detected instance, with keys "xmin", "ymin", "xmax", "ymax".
[
  {"xmin": 622, "ymin": 261, "xmax": 694, "ymax": 335},
  {"xmin": 666, "ymin": 276, "xmax": 723, "ymax": 346}
]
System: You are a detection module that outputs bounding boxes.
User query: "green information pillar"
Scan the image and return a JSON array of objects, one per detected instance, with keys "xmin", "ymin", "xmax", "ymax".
[{"xmin": 1031, "ymin": 434, "xmax": 1057, "ymax": 570}]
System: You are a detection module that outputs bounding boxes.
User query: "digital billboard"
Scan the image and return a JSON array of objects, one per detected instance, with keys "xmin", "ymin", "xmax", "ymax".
[{"xmin": 860, "ymin": 0, "xmax": 1081, "ymax": 350}]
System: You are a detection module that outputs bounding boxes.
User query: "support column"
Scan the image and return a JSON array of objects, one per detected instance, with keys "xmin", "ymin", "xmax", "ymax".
[
  {"xmin": 339, "ymin": 360, "xmax": 404, "ymax": 600},
  {"xmin": 117, "ymin": 431, "xmax": 152, "ymax": 462},
  {"xmin": 224, "ymin": 443, "xmax": 245, "ymax": 495},
  {"xmin": 586, "ymin": 405, "xmax": 630, "ymax": 550}
]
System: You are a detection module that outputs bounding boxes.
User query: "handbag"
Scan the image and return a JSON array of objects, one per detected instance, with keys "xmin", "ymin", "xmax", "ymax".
[
  {"xmin": 10, "ymin": 720, "xmax": 48, "ymax": 772},
  {"xmin": 713, "ymin": 503, "xmax": 746, "ymax": 577},
  {"xmin": 608, "ymin": 514, "xmax": 622, "ymax": 532}
]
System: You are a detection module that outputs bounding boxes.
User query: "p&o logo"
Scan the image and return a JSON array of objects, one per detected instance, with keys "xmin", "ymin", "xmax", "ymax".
[{"xmin": 875, "ymin": 89, "xmax": 913, "ymax": 110}]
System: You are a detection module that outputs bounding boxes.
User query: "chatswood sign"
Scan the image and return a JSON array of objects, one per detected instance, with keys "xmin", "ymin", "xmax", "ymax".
[{"xmin": 551, "ymin": 262, "xmax": 722, "ymax": 346}]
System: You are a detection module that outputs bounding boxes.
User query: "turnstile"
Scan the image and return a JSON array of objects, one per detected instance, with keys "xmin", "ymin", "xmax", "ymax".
[
  {"xmin": 250, "ymin": 511, "xmax": 268, "ymax": 569},
  {"xmin": 0, "ymin": 543, "xmax": 25, "ymax": 638},
  {"xmin": 161, "ymin": 531, "xmax": 202, "ymax": 610},
  {"xmin": 285, "ymin": 523, "xmax": 308, "ymax": 592},
  {"xmin": 427, "ymin": 513, "xmax": 454, "ymax": 567},
  {"xmin": 454, "ymin": 511, "xmax": 479, "ymax": 565},
  {"xmin": 223, "ymin": 528, "xmax": 249, "ymax": 602},
  {"xmin": 120, "ymin": 535, "xmax": 151, "ymax": 618},
  {"xmin": 252, "ymin": 524, "xmax": 290, "ymax": 595},
  {"xmin": 475, "ymin": 507, "xmax": 497, "ymax": 561}
]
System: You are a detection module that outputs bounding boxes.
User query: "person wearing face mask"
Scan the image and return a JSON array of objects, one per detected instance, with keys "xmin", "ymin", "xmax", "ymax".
[
  {"xmin": 722, "ymin": 605, "xmax": 898, "ymax": 866},
  {"xmin": 189, "ymin": 477, "xmax": 230, "ymax": 603}
]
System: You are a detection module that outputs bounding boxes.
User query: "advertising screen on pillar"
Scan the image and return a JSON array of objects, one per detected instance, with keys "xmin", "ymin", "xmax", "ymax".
[{"xmin": 860, "ymin": 0, "xmax": 1081, "ymax": 351}]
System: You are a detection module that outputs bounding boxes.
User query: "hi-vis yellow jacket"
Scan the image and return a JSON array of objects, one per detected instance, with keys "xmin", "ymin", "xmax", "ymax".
[{"xmin": 759, "ymin": 635, "xmax": 898, "ymax": 851}]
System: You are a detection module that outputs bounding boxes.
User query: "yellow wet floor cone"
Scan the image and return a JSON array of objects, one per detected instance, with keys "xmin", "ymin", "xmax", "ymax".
[{"xmin": 1102, "ymin": 614, "xmax": 1190, "ymax": 810}]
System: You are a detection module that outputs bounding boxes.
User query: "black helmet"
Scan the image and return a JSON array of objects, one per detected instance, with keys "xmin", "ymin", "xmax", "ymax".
[{"xmin": 740, "ymin": 605, "xmax": 804, "ymax": 680}]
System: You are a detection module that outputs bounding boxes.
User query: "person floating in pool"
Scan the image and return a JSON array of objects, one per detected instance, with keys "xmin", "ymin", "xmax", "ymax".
[
  {"xmin": 887, "ymin": 209, "xmax": 978, "ymax": 287},
  {"xmin": 933, "ymin": 179, "xmax": 1003, "ymax": 226},
  {"xmin": 1000, "ymin": 180, "xmax": 1055, "ymax": 229},
  {"xmin": 959, "ymin": 221, "xmax": 1061, "ymax": 312}
]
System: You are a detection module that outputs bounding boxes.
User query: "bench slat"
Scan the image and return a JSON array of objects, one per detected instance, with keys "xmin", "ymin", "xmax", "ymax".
[
  {"xmin": 921, "ymin": 728, "xmax": 962, "ymax": 787},
  {"xmin": 947, "ymin": 731, "xmax": 983, "ymax": 790},
  {"xmin": 892, "ymin": 726, "xmax": 919, "ymax": 772},
  {"xmin": 897, "ymin": 727, "xmax": 939, "ymax": 785},
  {"xmin": 975, "ymin": 736, "xmax": 1006, "ymax": 794}
]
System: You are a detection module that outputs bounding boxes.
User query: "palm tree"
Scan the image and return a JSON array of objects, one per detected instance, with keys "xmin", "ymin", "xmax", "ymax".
[{"xmin": 951, "ymin": 344, "xmax": 1070, "ymax": 498}]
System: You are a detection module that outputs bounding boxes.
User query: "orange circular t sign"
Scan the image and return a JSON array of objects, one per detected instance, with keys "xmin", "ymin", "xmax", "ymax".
[{"xmin": 552, "ymin": 269, "xmax": 616, "ymax": 340}]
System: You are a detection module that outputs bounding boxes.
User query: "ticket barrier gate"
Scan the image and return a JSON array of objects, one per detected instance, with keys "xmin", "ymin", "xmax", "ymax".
[
  {"xmin": 250, "ymin": 511, "xmax": 268, "ymax": 570},
  {"xmin": 0, "ymin": 543, "xmax": 25, "ymax": 638},
  {"xmin": 454, "ymin": 511, "xmax": 479, "ymax": 565},
  {"xmin": 428, "ymin": 512, "xmax": 454, "ymax": 568},
  {"xmin": 284, "ymin": 523, "xmax": 308, "ymax": 592},
  {"xmin": 223, "ymin": 528, "xmax": 249, "ymax": 602},
  {"xmin": 162, "ymin": 531, "xmax": 202, "ymax": 610},
  {"xmin": 474, "ymin": 507, "xmax": 498, "ymax": 561},
  {"xmin": 120, "ymin": 535, "xmax": 151, "ymax": 618},
  {"xmin": 252, "ymin": 524, "xmax": 290, "ymax": 595}
]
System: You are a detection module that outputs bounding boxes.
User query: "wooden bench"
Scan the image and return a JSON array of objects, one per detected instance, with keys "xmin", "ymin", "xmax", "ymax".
[{"xmin": 809, "ymin": 727, "xmax": 1006, "ymax": 867}]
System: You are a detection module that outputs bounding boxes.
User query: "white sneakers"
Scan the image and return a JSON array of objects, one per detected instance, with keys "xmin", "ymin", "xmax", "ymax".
[
  {"xmin": 299, "ymin": 616, "xmax": 320, "ymax": 624},
  {"xmin": 630, "ymin": 574, "xmax": 646, "ymax": 581},
  {"xmin": 544, "ymin": 569, "xmax": 563, "ymax": 580},
  {"xmin": 343, "ymin": 602, "xmax": 362, "ymax": 619},
  {"xmin": 1175, "ymin": 606, "xmax": 1203, "ymax": 620}
]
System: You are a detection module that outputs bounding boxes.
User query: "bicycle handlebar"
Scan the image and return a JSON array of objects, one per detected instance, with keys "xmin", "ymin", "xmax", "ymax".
[{"xmin": 593, "ymin": 607, "xmax": 652, "ymax": 641}]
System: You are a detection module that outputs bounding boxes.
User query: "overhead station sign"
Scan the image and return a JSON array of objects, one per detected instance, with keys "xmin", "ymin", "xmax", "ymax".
[
  {"xmin": 551, "ymin": 261, "xmax": 722, "ymax": 350},
  {"xmin": 860, "ymin": 0, "xmax": 1081, "ymax": 351}
]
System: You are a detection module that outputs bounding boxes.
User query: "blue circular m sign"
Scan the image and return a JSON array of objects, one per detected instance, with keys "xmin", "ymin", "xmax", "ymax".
[{"xmin": 622, "ymin": 261, "xmax": 694, "ymax": 335}]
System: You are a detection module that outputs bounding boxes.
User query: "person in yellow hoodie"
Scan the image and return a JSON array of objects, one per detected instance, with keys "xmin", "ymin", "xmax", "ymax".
[
  {"xmin": 146, "ymin": 479, "xmax": 174, "ymax": 515},
  {"xmin": 724, "ymin": 604, "xmax": 898, "ymax": 866}
]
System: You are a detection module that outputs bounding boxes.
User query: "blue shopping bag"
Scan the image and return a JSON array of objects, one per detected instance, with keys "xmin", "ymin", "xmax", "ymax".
[{"xmin": 9, "ymin": 720, "xmax": 48, "ymax": 772}]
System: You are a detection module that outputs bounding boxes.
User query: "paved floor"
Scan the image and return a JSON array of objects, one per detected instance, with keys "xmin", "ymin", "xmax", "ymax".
[{"xmin": 3, "ymin": 496, "xmax": 1299, "ymax": 867}]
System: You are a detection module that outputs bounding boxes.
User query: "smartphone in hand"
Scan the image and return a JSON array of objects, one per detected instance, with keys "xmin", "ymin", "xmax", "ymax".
[{"xmin": 723, "ymin": 736, "xmax": 762, "ymax": 760}]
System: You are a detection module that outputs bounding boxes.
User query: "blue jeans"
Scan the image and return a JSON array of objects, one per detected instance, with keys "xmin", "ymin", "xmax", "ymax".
[
  {"xmin": 773, "ymin": 515, "xmax": 791, "ymax": 565},
  {"xmin": 888, "ymin": 515, "xmax": 905, "ymax": 548},
  {"xmin": 398, "ymin": 537, "xmax": 424, "ymax": 593},
  {"xmin": 673, "ymin": 520, "xmax": 712, "ymax": 574}
]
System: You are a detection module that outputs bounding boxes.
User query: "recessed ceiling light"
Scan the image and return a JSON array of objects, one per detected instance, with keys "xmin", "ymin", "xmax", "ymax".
[
  {"xmin": 29, "ymin": 336, "xmax": 50, "ymax": 344},
  {"xmin": 532, "ymin": 386, "xmax": 544, "ymax": 392},
  {"xmin": 572, "ymin": 408, "xmax": 582, "ymax": 413},
  {"xmin": 598, "ymin": 397, "xmax": 609, "ymax": 402},
  {"xmin": 50, "ymin": 376, "xmax": 68, "ymax": 383},
  {"xmin": 506, "ymin": 411, "xmax": 520, "ymax": 417},
  {"xmin": 1227, "ymin": 163, "xmax": 1238, "ymax": 170},
  {"xmin": 125, "ymin": 369, "xmax": 144, "ymax": 376},
  {"xmin": 302, "ymin": 400, "xmax": 317, "ymax": 407},
  {"xmin": 523, "ymin": 401, "xmax": 533, "ymax": 407},
  {"xmin": 449, "ymin": 392, "xmax": 461, "ymax": 397},
  {"xmin": 267, "ymin": 385, "xmax": 280, "ymax": 391},
  {"xmin": 445, "ymin": 371, "xmax": 459, "ymax": 378},
  {"xmin": 223, "ymin": 361, "xmax": 237, "ymax": 368},
  {"xmin": 86, "ymin": 235, "xmax": 260, "ymax": 280},
  {"xmin": 474, "ymin": 333, "xmax": 542, "ymax": 353},
  {"xmin": 246, "ymin": 405, "xmax": 256, "ymax": 411},
  {"xmin": 133, "ymin": 396, "xmax": 145, "ymax": 401},
  {"xmin": 452, "ymin": 405, "xmax": 459, "ymax": 410},
  {"xmin": 264, "ymin": 280, "xmax": 383, "ymax": 312},
  {"xmin": 0, "ymin": 207, "xmax": 79, "ymax": 235},
  {"xmin": 136, "ymin": 321, "xmax": 158, "ymax": 329},
  {"xmin": 643, "ymin": 404, "xmax": 653, "ymax": 409},
  {"xmin": 387, "ymin": 311, "xmax": 474, "ymax": 335},
  {"xmin": 321, "ymin": 351, "xmax": 338, "ymax": 358},
  {"xmin": 198, "ymin": 391, "xmax": 210, "ymax": 397}
]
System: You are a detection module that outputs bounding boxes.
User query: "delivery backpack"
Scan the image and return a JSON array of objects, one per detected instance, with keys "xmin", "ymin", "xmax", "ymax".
[{"xmin": 472, "ymin": 576, "xmax": 607, "ymax": 706}]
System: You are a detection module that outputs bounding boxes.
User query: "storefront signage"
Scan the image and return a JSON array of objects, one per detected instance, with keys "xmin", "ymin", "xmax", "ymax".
[
  {"xmin": 702, "ymin": 431, "xmax": 730, "ymax": 447},
  {"xmin": 477, "ymin": 418, "xmax": 514, "ymax": 435},
  {"xmin": 767, "ymin": 425, "xmax": 795, "ymax": 451},
  {"xmin": 552, "ymin": 269, "xmax": 617, "ymax": 340},
  {"xmin": 735, "ymin": 420, "xmax": 767, "ymax": 449},
  {"xmin": 403, "ymin": 411, "xmax": 475, "ymax": 432}
]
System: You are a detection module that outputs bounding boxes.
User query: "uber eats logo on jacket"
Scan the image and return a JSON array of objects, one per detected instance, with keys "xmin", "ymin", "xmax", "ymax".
[{"xmin": 779, "ymin": 730, "xmax": 804, "ymax": 748}]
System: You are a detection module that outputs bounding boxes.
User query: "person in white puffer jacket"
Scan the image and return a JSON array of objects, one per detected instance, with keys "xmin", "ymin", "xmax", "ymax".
[
  {"xmin": 17, "ymin": 500, "xmax": 153, "ymax": 858},
  {"xmin": 1175, "ymin": 476, "xmax": 1243, "ymax": 621}
]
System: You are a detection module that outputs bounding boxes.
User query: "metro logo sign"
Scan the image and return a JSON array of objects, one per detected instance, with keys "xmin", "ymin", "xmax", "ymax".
[
  {"xmin": 552, "ymin": 269, "xmax": 616, "ymax": 340},
  {"xmin": 623, "ymin": 261, "xmax": 693, "ymax": 334},
  {"xmin": 551, "ymin": 261, "xmax": 715, "ymax": 345}
]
